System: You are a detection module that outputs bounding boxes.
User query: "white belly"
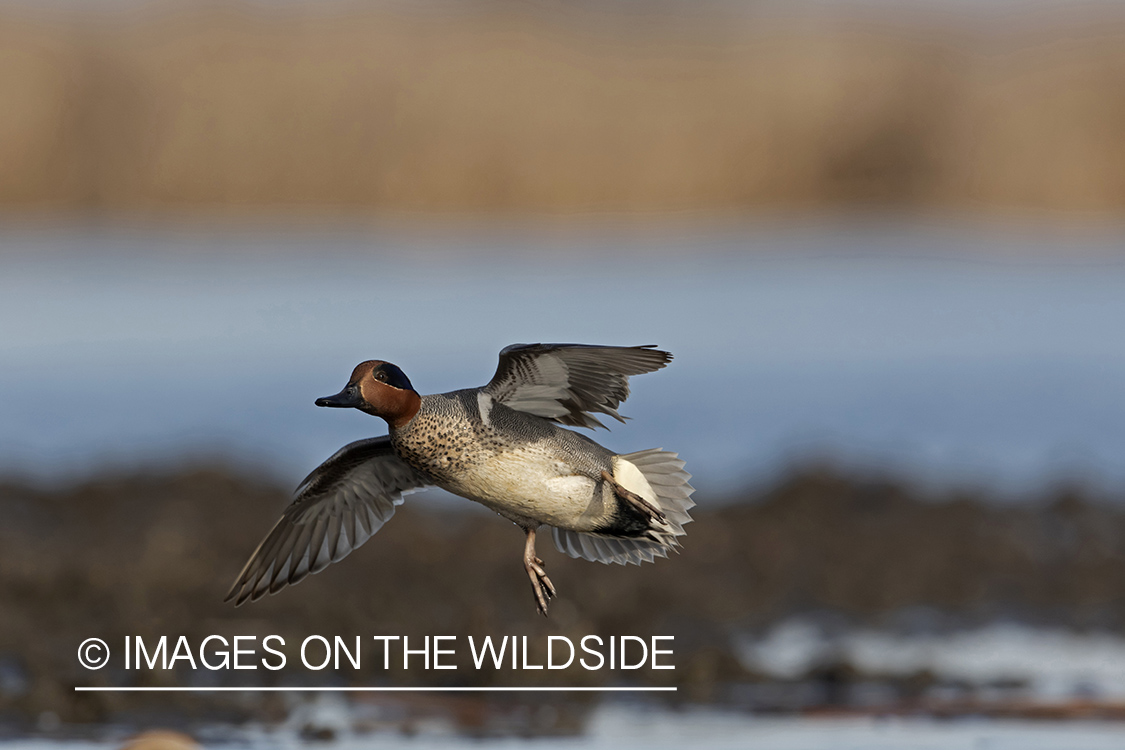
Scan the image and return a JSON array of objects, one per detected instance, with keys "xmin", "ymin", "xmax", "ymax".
[{"xmin": 438, "ymin": 447, "xmax": 605, "ymax": 529}]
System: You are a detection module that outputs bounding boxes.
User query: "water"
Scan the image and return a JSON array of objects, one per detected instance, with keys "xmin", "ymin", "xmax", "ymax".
[
  {"xmin": 2, "ymin": 218, "xmax": 1124, "ymax": 498},
  {"xmin": 6, "ymin": 709, "xmax": 1125, "ymax": 749},
  {"xmin": 742, "ymin": 619, "xmax": 1125, "ymax": 699}
]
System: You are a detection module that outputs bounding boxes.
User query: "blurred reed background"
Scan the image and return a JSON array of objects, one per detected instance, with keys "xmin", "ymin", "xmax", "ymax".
[
  {"xmin": 2, "ymin": 0, "xmax": 1125, "ymax": 217},
  {"xmin": 4, "ymin": 1, "xmax": 1125, "ymax": 746}
]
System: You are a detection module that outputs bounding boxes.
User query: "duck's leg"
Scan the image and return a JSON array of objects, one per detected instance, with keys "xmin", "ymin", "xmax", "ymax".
[
  {"xmin": 523, "ymin": 526, "xmax": 556, "ymax": 616},
  {"xmin": 601, "ymin": 470, "xmax": 667, "ymax": 525}
]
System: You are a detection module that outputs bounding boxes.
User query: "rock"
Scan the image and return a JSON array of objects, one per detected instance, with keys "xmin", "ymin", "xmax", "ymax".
[{"xmin": 120, "ymin": 730, "xmax": 201, "ymax": 750}]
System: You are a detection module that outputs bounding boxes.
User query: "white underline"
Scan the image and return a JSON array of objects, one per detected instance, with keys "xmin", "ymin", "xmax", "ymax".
[{"xmin": 74, "ymin": 686, "xmax": 676, "ymax": 693}]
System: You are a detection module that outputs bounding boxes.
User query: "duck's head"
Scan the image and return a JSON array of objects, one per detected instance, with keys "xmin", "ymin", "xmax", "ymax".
[{"xmin": 315, "ymin": 360, "xmax": 421, "ymax": 428}]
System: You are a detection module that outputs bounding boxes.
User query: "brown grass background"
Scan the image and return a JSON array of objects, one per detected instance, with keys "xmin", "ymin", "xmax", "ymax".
[{"xmin": 3, "ymin": 3, "xmax": 1125, "ymax": 217}]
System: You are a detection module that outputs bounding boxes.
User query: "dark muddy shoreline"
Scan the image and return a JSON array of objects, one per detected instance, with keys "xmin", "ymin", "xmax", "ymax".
[{"xmin": 2, "ymin": 466, "xmax": 1123, "ymax": 734}]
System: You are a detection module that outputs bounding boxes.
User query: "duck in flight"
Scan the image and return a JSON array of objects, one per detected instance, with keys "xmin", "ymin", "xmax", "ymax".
[{"xmin": 226, "ymin": 343, "xmax": 694, "ymax": 615}]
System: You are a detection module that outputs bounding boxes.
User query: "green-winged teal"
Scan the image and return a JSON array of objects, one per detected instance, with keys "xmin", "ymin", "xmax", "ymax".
[{"xmin": 227, "ymin": 344, "xmax": 694, "ymax": 615}]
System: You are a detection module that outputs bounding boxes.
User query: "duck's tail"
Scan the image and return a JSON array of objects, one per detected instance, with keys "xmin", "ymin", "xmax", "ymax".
[{"xmin": 551, "ymin": 449, "xmax": 695, "ymax": 566}]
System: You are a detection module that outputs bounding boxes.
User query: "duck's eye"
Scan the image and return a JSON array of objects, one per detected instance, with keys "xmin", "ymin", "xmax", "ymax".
[{"xmin": 374, "ymin": 370, "xmax": 388, "ymax": 383}]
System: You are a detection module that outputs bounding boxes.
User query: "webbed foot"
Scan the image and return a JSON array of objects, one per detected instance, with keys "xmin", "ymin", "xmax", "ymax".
[{"xmin": 523, "ymin": 527, "xmax": 556, "ymax": 616}]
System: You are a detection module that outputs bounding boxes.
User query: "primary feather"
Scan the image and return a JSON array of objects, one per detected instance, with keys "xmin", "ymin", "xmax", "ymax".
[{"xmin": 224, "ymin": 437, "xmax": 429, "ymax": 605}]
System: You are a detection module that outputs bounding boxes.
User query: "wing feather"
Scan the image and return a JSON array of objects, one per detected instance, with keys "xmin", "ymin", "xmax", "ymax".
[
  {"xmin": 483, "ymin": 343, "xmax": 671, "ymax": 428},
  {"xmin": 225, "ymin": 436, "xmax": 430, "ymax": 605}
]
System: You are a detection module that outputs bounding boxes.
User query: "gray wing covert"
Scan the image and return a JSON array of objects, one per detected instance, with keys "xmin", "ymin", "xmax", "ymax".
[
  {"xmin": 225, "ymin": 437, "xmax": 430, "ymax": 605},
  {"xmin": 483, "ymin": 343, "xmax": 672, "ymax": 429}
]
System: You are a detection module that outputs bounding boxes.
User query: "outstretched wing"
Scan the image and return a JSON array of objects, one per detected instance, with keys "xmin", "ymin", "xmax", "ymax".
[
  {"xmin": 225, "ymin": 437, "xmax": 430, "ymax": 605},
  {"xmin": 483, "ymin": 343, "xmax": 672, "ymax": 429}
]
